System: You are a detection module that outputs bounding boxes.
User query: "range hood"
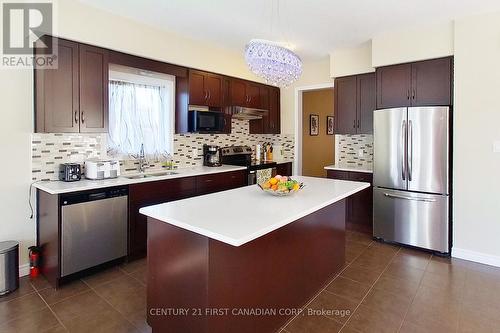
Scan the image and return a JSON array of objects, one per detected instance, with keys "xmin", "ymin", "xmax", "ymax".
[{"xmin": 231, "ymin": 106, "xmax": 269, "ymax": 120}]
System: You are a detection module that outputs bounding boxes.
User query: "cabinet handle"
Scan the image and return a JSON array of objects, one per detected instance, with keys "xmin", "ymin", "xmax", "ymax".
[
  {"xmin": 205, "ymin": 179, "xmax": 213, "ymax": 183},
  {"xmin": 353, "ymin": 120, "xmax": 356, "ymax": 128},
  {"xmin": 207, "ymin": 90, "xmax": 211, "ymax": 101},
  {"xmin": 357, "ymin": 119, "xmax": 360, "ymax": 128},
  {"xmin": 81, "ymin": 111, "xmax": 85, "ymax": 124},
  {"xmin": 74, "ymin": 110, "xmax": 79, "ymax": 124},
  {"xmin": 412, "ymin": 89, "xmax": 415, "ymax": 100},
  {"xmin": 204, "ymin": 90, "xmax": 208, "ymax": 100},
  {"xmin": 407, "ymin": 89, "xmax": 410, "ymax": 100}
]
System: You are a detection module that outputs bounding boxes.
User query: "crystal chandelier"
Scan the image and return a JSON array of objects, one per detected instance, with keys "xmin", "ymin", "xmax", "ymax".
[{"xmin": 245, "ymin": 39, "xmax": 302, "ymax": 88}]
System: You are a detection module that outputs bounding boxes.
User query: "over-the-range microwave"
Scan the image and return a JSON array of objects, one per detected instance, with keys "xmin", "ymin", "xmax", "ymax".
[{"xmin": 188, "ymin": 110, "xmax": 226, "ymax": 133}]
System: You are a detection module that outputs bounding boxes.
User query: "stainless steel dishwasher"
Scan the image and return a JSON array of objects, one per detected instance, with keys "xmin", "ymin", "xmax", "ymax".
[{"xmin": 60, "ymin": 187, "xmax": 128, "ymax": 277}]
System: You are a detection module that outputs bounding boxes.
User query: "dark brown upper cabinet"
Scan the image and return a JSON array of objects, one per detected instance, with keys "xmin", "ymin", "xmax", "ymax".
[
  {"xmin": 35, "ymin": 37, "xmax": 109, "ymax": 133},
  {"xmin": 411, "ymin": 57, "xmax": 452, "ymax": 106},
  {"xmin": 376, "ymin": 57, "xmax": 452, "ymax": 109},
  {"xmin": 35, "ymin": 38, "xmax": 80, "ymax": 133},
  {"xmin": 335, "ymin": 73, "xmax": 375, "ymax": 135},
  {"xmin": 188, "ymin": 70, "xmax": 223, "ymax": 108},
  {"xmin": 248, "ymin": 85, "xmax": 280, "ymax": 134},
  {"xmin": 230, "ymin": 79, "xmax": 262, "ymax": 108},
  {"xmin": 334, "ymin": 76, "xmax": 357, "ymax": 134},
  {"xmin": 357, "ymin": 73, "xmax": 376, "ymax": 134},
  {"xmin": 268, "ymin": 86, "xmax": 281, "ymax": 134},
  {"xmin": 79, "ymin": 45, "xmax": 109, "ymax": 133}
]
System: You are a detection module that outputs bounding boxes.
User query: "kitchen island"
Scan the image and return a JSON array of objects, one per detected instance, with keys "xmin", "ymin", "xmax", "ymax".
[{"xmin": 140, "ymin": 176, "xmax": 369, "ymax": 333}]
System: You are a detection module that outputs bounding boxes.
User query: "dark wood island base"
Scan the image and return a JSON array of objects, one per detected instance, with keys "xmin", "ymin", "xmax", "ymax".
[{"xmin": 146, "ymin": 199, "xmax": 346, "ymax": 333}]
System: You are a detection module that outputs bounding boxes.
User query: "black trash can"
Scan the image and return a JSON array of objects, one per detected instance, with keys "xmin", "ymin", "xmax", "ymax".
[{"xmin": 0, "ymin": 241, "xmax": 19, "ymax": 296}]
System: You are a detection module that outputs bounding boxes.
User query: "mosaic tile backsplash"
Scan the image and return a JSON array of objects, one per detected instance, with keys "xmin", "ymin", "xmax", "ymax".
[
  {"xmin": 31, "ymin": 119, "xmax": 294, "ymax": 181},
  {"xmin": 336, "ymin": 134, "xmax": 373, "ymax": 168}
]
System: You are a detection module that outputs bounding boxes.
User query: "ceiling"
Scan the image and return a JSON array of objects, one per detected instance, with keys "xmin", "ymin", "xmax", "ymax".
[{"xmin": 78, "ymin": 0, "xmax": 500, "ymax": 60}]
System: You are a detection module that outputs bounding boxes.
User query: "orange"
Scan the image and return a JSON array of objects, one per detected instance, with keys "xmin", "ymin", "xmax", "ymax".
[
  {"xmin": 269, "ymin": 178, "xmax": 278, "ymax": 185},
  {"xmin": 271, "ymin": 184, "xmax": 278, "ymax": 191}
]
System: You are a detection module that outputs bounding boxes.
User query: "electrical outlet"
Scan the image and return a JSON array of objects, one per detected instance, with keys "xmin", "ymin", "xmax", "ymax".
[
  {"xmin": 493, "ymin": 141, "xmax": 500, "ymax": 153},
  {"xmin": 358, "ymin": 149, "xmax": 364, "ymax": 158}
]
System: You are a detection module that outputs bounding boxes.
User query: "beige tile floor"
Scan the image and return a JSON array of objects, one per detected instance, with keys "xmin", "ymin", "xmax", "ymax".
[{"xmin": 2, "ymin": 231, "xmax": 500, "ymax": 333}]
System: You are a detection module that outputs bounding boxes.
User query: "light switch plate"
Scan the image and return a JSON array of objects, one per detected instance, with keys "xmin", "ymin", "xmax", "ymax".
[
  {"xmin": 493, "ymin": 141, "xmax": 500, "ymax": 153},
  {"xmin": 358, "ymin": 149, "xmax": 364, "ymax": 157}
]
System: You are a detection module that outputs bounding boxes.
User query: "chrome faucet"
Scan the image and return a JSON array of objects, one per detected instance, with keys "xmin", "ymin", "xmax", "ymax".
[{"xmin": 138, "ymin": 144, "xmax": 148, "ymax": 173}]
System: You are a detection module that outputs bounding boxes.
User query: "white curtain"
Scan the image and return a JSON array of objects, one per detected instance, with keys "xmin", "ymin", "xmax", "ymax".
[{"xmin": 107, "ymin": 79, "xmax": 173, "ymax": 160}]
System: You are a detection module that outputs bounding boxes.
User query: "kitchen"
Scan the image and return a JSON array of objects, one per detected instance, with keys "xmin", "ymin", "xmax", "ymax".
[{"xmin": 1, "ymin": 1, "xmax": 500, "ymax": 333}]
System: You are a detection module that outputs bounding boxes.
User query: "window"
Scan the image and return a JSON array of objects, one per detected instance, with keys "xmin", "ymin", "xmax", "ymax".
[{"xmin": 107, "ymin": 65, "xmax": 175, "ymax": 160}]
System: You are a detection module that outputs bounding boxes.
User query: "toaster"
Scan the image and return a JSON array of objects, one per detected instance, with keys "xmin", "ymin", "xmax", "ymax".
[
  {"xmin": 84, "ymin": 159, "xmax": 121, "ymax": 180},
  {"xmin": 59, "ymin": 163, "xmax": 82, "ymax": 182}
]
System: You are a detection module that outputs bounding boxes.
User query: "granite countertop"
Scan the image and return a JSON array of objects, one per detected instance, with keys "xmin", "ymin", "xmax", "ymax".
[
  {"xmin": 324, "ymin": 164, "xmax": 373, "ymax": 174},
  {"xmin": 140, "ymin": 176, "xmax": 369, "ymax": 246},
  {"xmin": 33, "ymin": 165, "xmax": 247, "ymax": 194}
]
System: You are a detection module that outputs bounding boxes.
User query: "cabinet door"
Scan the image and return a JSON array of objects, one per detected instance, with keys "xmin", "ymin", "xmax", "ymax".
[
  {"xmin": 225, "ymin": 170, "xmax": 247, "ymax": 189},
  {"xmin": 334, "ymin": 76, "xmax": 357, "ymax": 134},
  {"xmin": 188, "ymin": 70, "xmax": 206, "ymax": 106},
  {"xmin": 249, "ymin": 86, "xmax": 268, "ymax": 134},
  {"xmin": 230, "ymin": 79, "xmax": 247, "ymax": 106},
  {"xmin": 269, "ymin": 87, "xmax": 281, "ymax": 134},
  {"xmin": 128, "ymin": 177, "xmax": 196, "ymax": 259},
  {"xmin": 411, "ymin": 57, "xmax": 452, "ymax": 106},
  {"xmin": 347, "ymin": 172, "xmax": 373, "ymax": 234},
  {"xmin": 35, "ymin": 38, "xmax": 80, "ymax": 133},
  {"xmin": 276, "ymin": 162, "xmax": 292, "ymax": 176},
  {"xmin": 79, "ymin": 45, "xmax": 109, "ymax": 133},
  {"xmin": 205, "ymin": 74, "xmax": 223, "ymax": 107},
  {"xmin": 357, "ymin": 73, "xmax": 376, "ymax": 134},
  {"xmin": 196, "ymin": 173, "xmax": 228, "ymax": 195},
  {"xmin": 326, "ymin": 170, "xmax": 350, "ymax": 180},
  {"xmin": 246, "ymin": 83, "xmax": 261, "ymax": 108},
  {"xmin": 376, "ymin": 64, "xmax": 411, "ymax": 109},
  {"xmin": 222, "ymin": 113, "xmax": 232, "ymax": 134}
]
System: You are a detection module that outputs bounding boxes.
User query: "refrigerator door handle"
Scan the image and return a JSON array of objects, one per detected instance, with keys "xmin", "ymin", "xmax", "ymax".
[
  {"xmin": 383, "ymin": 192, "xmax": 436, "ymax": 203},
  {"xmin": 408, "ymin": 120, "xmax": 413, "ymax": 181},
  {"xmin": 401, "ymin": 120, "xmax": 407, "ymax": 181}
]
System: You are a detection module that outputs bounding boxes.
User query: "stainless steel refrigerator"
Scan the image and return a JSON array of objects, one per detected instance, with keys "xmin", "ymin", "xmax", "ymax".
[{"xmin": 373, "ymin": 107, "xmax": 450, "ymax": 253}]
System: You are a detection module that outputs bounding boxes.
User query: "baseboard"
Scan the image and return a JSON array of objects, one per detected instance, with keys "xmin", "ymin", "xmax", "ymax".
[
  {"xmin": 452, "ymin": 247, "xmax": 500, "ymax": 268},
  {"xmin": 19, "ymin": 263, "xmax": 29, "ymax": 277}
]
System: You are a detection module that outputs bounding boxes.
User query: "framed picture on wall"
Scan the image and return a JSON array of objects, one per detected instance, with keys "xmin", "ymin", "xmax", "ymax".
[
  {"xmin": 310, "ymin": 114, "xmax": 319, "ymax": 136},
  {"xmin": 327, "ymin": 116, "xmax": 334, "ymax": 135}
]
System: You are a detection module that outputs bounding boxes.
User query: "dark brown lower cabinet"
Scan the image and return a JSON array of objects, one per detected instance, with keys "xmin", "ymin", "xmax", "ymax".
[
  {"xmin": 275, "ymin": 162, "xmax": 292, "ymax": 177},
  {"xmin": 128, "ymin": 177, "xmax": 197, "ymax": 259},
  {"xmin": 327, "ymin": 170, "xmax": 373, "ymax": 234},
  {"xmin": 129, "ymin": 170, "xmax": 247, "ymax": 258}
]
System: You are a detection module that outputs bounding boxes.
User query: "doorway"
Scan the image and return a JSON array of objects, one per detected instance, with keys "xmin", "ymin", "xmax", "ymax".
[{"xmin": 300, "ymin": 88, "xmax": 334, "ymax": 177}]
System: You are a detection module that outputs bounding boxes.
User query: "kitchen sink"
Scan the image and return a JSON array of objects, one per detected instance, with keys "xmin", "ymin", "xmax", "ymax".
[{"xmin": 125, "ymin": 171, "xmax": 178, "ymax": 179}]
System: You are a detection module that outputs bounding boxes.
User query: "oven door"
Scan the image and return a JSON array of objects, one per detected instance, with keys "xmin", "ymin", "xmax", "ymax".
[{"xmin": 188, "ymin": 110, "xmax": 225, "ymax": 132}]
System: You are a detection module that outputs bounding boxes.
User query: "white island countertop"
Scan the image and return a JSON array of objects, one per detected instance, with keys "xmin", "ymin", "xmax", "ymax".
[
  {"xmin": 140, "ymin": 176, "xmax": 370, "ymax": 247},
  {"xmin": 33, "ymin": 165, "xmax": 247, "ymax": 194}
]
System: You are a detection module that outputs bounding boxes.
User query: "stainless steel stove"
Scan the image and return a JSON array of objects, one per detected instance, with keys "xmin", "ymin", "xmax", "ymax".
[{"xmin": 220, "ymin": 146, "xmax": 277, "ymax": 184}]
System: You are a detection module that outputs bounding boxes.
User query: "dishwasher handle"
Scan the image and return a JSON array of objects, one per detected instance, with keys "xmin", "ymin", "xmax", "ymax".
[{"xmin": 61, "ymin": 187, "xmax": 128, "ymax": 205}]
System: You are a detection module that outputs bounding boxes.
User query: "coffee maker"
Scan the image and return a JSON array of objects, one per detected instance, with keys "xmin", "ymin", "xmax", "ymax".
[{"xmin": 203, "ymin": 144, "xmax": 221, "ymax": 167}]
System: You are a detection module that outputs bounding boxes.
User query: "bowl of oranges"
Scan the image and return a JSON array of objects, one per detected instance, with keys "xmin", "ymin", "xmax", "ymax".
[{"xmin": 258, "ymin": 175, "xmax": 304, "ymax": 196}]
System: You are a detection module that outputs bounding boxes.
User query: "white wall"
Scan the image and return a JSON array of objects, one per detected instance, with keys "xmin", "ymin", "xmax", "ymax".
[
  {"xmin": 452, "ymin": 11, "xmax": 500, "ymax": 265},
  {"xmin": 0, "ymin": 0, "xmax": 330, "ymax": 267},
  {"xmin": 281, "ymin": 57, "xmax": 332, "ymax": 134},
  {"xmin": 329, "ymin": 41, "xmax": 374, "ymax": 78},
  {"xmin": 372, "ymin": 22, "xmax": 454, "ymax": 67}
]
